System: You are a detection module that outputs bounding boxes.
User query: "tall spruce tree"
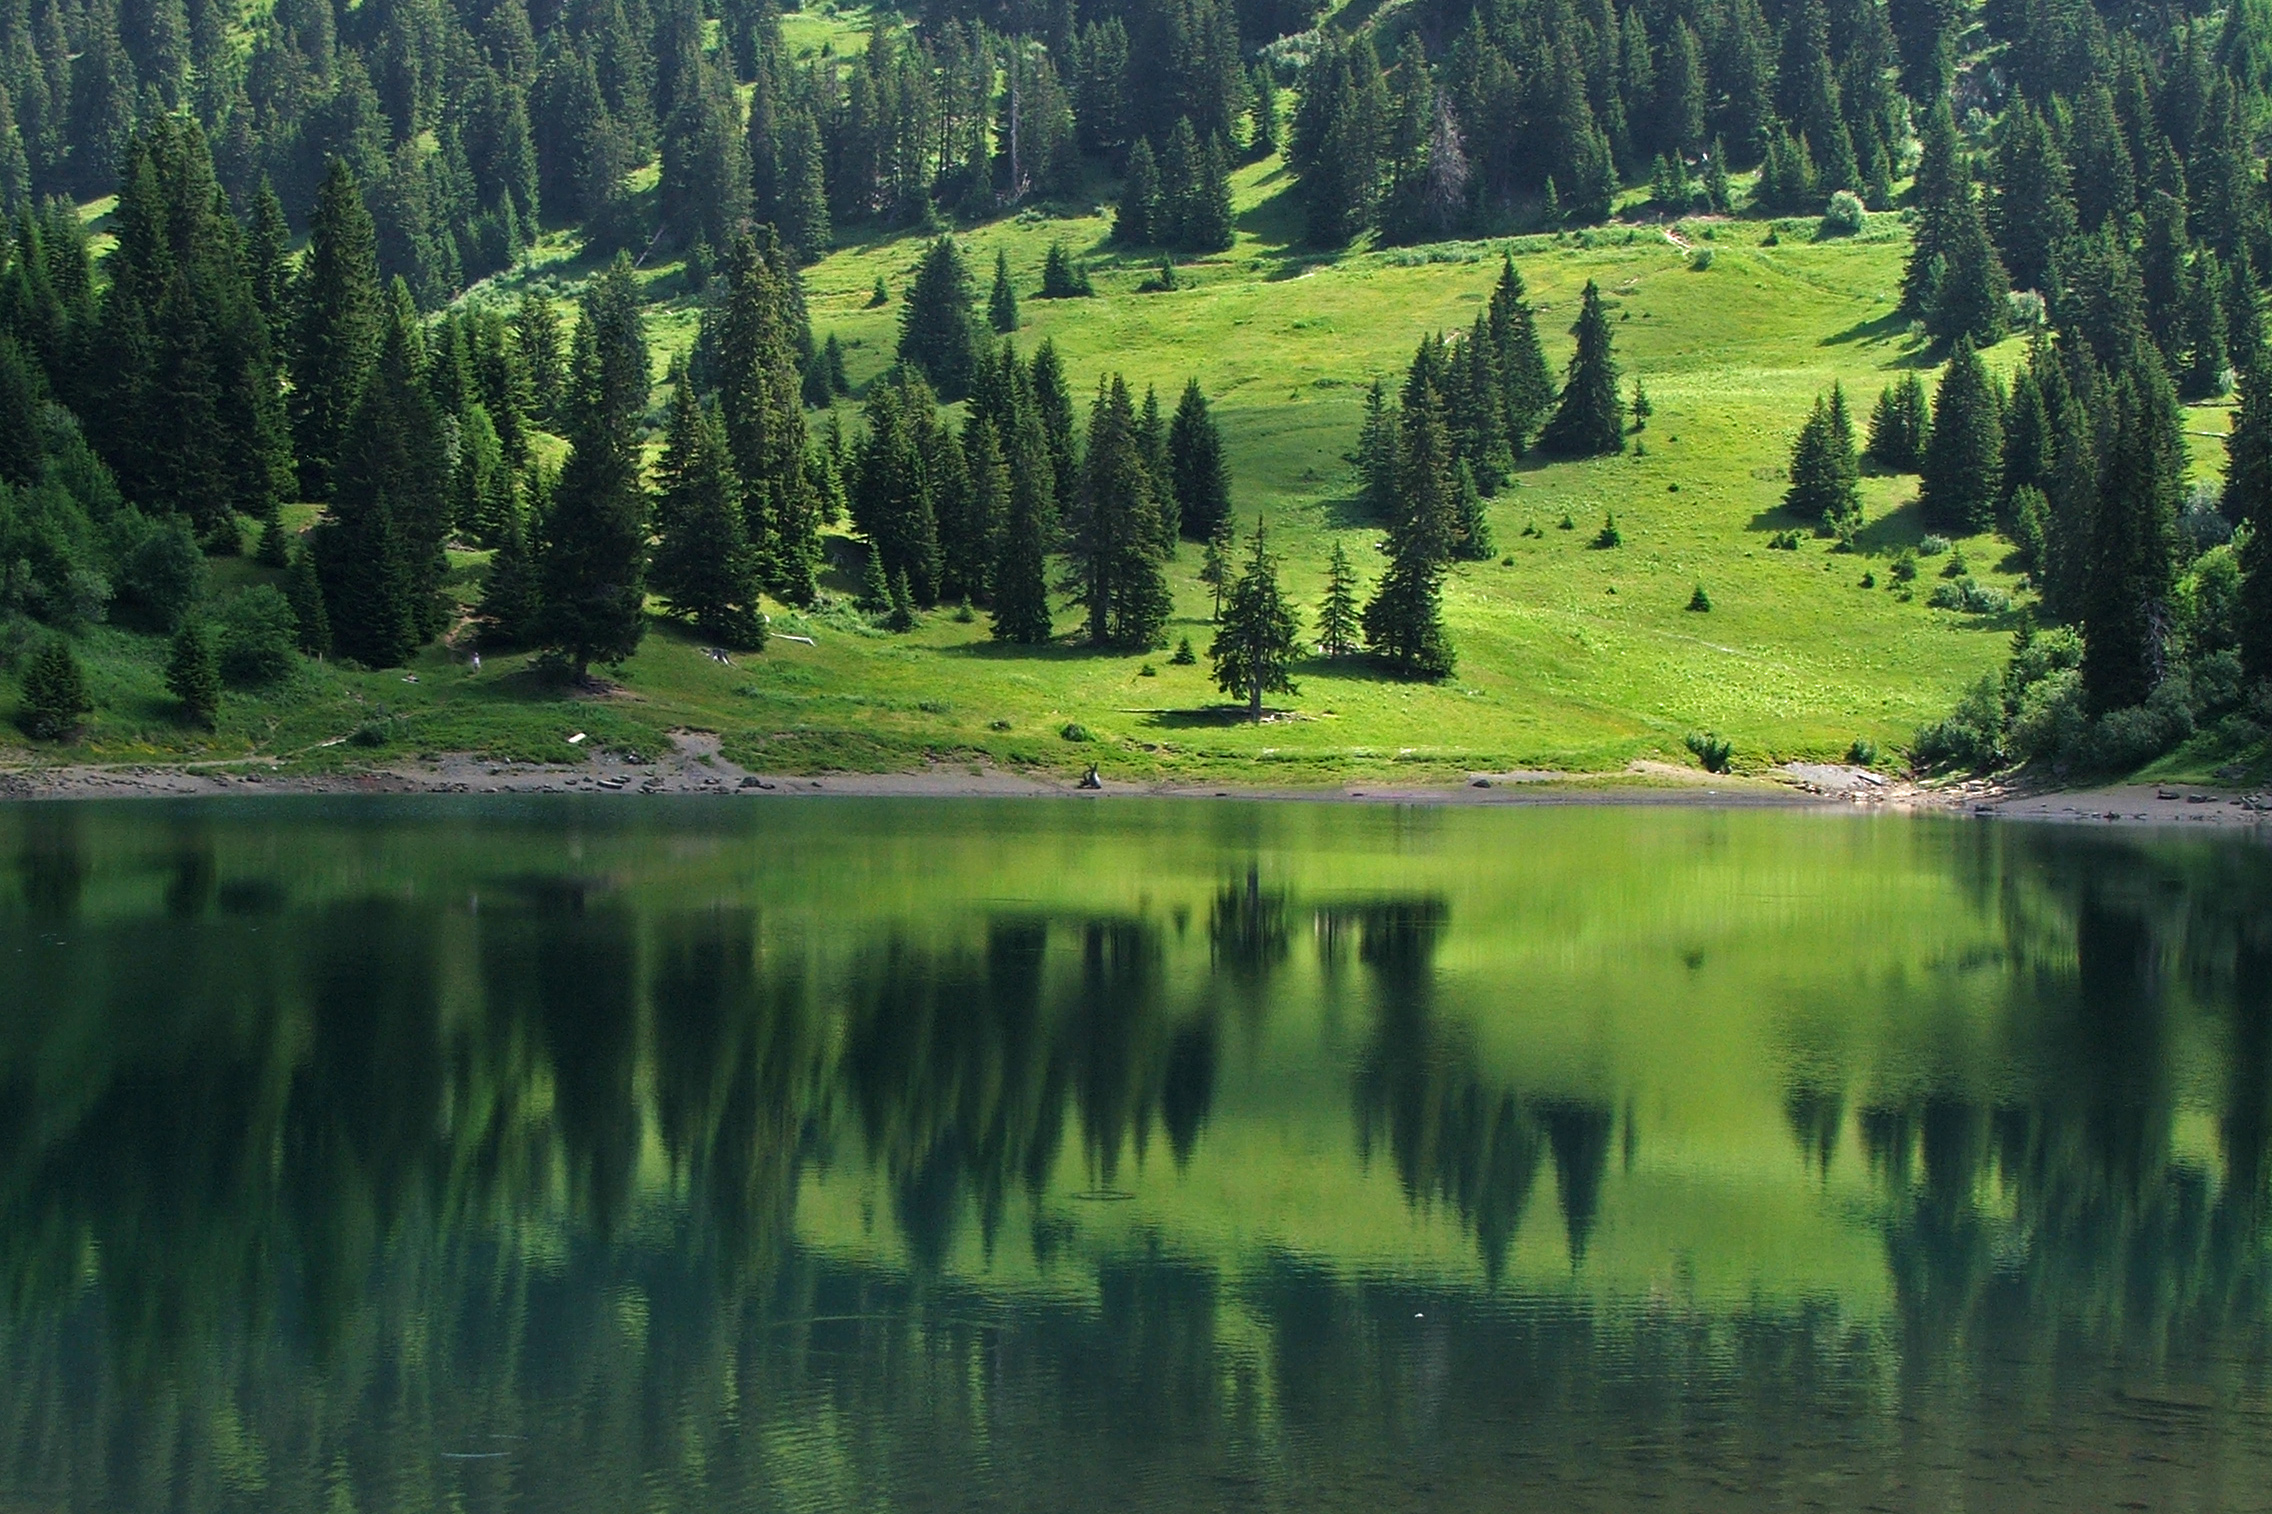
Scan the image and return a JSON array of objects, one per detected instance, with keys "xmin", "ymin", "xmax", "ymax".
[
  {"xmin": 2081, "ymin": 364, "xmax": 2182, "ymax": 713},
  {"xmin": 1866, "ymin": 373, "xmax": 1931, "ymax": 470},
  {"xmin": 292, "ymin": 159, "xmax": 381, "ymax": 503},
  {"xmin": 1538, "ymin": 280, "xmax": 1623, "ymax": 457},
  {"xmin": 991, "ymin": 380, "xmax": 1057, "ymax": 644},
  {"xmin": 711, "ymin": 233, "xmax": 820, "ymax": 605},
  {"xmin": 988, "ymin": 247, "xmax": 1019, "ymax": 333},
  {"xmin": 898, "ymin": 235, "xmax": 980, "ymax": 400},
  {"xmin": 316, "ymin": 281, "xmax": 448, "ymax": 667},
  {"xmin": 651, "ymin": 377, "xmax": 764, "ymax": 647},
  {"xmin": 1210, "ymin": 516, "xmax": 1301, "ymax": 721},
  {"xmin": 1168, "ymin": 377, "xmax": 1230, "ymax": 542},
  {"xmin": 1316, "ymin": 540, "xmax": 1362, "ymax": 657},
  {"xmin": 1065, "ymin": 373, "xmax": 1171, "ymax": 648},
  {"xmin": 537, "ymin": 255, "xmax": 651, "ymax": 675},
  {"xmin": 1117, "ymin": 135, "xmax": 1161, "ymax": 244},
  {"xmin": 165, "ymin": 615, "xmax": 219, "ymax": 727},
  {"xmin": 1362, "ymin": 378, "xmax": 1456, "ymax": 678},
  {"xmin": 1918, "ymin": 337, "xmax": 2003, "ymax": 532},
  {"xmin": 1784, "ymin": 383, "xmax": 1861, "ymax": 525}
]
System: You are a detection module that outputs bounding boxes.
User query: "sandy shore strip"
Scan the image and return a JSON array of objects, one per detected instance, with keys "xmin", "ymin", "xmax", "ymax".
[{"xmin": 2, "ymin": 737, "xmax": 2264, "ymax": 826}]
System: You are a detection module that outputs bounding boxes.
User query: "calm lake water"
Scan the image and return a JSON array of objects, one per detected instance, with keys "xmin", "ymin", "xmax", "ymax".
[{"xmin": 2, "ymin": 797, "xmax": 2270, "ymax": 1512}]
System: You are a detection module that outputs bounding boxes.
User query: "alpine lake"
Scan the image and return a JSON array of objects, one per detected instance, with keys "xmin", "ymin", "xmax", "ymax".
[{"xmin": 3, "ymin": 796, "xmax": 2270, "ymax": 1512}]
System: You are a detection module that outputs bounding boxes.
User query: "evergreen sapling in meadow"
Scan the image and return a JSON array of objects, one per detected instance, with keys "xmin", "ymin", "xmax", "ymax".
[
  {"xmin": 17, "ymin": 635, "xmax": 90, "ymax": 739},
  {"xmin": 1538, "ymin": 281, "xmax": 1623, "ymax": 458},
  {"xmin": 165, "ymin": 616, "xmax": 220, "ymax": 727},
  {"xmin": 989, "ymin": 248, "xmax": 1019, "ymax": 333},
  {"xmin": 1316, "ymin": 541, "xmax": 1362, "ymax": 657},
  {"xmin": 1210, "ymin": 517, "xmax": 1302, "ymax": 721}
]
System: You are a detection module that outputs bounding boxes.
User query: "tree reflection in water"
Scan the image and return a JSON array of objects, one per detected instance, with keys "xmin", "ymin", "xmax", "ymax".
[{"xmin": 0, "ymin": 803, "xmax": 2267, "ymax": 1511}]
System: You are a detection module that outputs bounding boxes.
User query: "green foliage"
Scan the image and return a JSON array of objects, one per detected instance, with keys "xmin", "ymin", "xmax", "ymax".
[
  {"xmin": 1683, "ymin": 730, "xmax": 1732, "ymax": 772},
  {"xmin": 651, "ymin": 381, "xmax": 765, "ymax": 649},
  {"xmin": 1168, "ymin": 379, "xmax": 1231, "ymax": 543},
  {"xmin": 536, "ymin": 258, "xmax": 651, "ymax": 674},
  {"xmin": 988, "ymin": 248, "xmax": 1019, "ymax": 334},
  {"xmin": 898, "ymin": 236, "xmax": 980, "ymax": 400},
  {"xmin": 1538, "ymin": 282, "xmax": 1623, "ymax": 458},
  {"xmin": 1591, "ymin": 514, "xmax": 1622, "ymax": 549},
  {"xmin": 1783, "ymin": 383, "xmax": 1861, "ymax": 527},
  {"xmin": 165, "ymin": 617, "xmax": 219, "ymax": 727},
  {"xmin": 1687, "ymin": 583, "xmax": 1712, "ymax": 612},
  {"xmin": 16, "ymin": 633, "xmax": 90, "ymax": 739},
  {"xmin": 117, "ymin": 518, "xmax": 205, "ymax": 633},
  {"xmin": 1919, "ymin": 339, "xmax": 2004, "ymax": 533},
  {"xmin": 1865, "ymin": 374, "xmax": 1931, "ymax": 471},
  {"xmin": 216, "ymin": 586, "xmax": 300, "ymax": 687},
  {"xmin": 1066, "ymin": 373, "xmax": 1172, "ymax": 650},
  {"xmin": 1040, "ymin": 242, "xmax": 1094, "ymax": 299},
  {"xmin": 1210, "ymin": 517, "xmax": 1303, "ymax": 720}
]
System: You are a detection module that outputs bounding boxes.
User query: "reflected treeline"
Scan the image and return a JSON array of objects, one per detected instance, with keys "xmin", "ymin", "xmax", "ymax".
[
  {"xmin": 1345, "ymin": 898, "xmax": 1616, "ymax": 1275},
  {"xmin": 1785, "ymin": 826, "xmax": 2272, "ymax": 1370}
]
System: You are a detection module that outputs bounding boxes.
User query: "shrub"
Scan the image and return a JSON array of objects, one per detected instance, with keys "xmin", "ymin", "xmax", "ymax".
[
  {"xmin": 116, "ymin": 518, "xmax": 206, "ymax": 632},
  {"xmin": 1684, "ymin": 730, "xmax": 1733, "ymax": 772},
  {"xmin": 1820, "ymin": 190, "xmax": 1865, "ymax": 236},
  {"xmin": 1768, "ymin": 530, "xmax": 1802, "ymax": 550},
  {"xmin": 217, "ymin": 585, "xmax": 301, "ymax": 686},
  {"xmin": 2079, "ymin": 677, "xmax": 2195, "ymax": 771},
  {"xmin": 1689, "ymin": 247, "xmax": 1715, "ymax": 271},
  {"xmin": 1591, "ymin": 513, "xmax": 1622, "ymax": 548},
  {"xmin": 16, "ymin": 635, "xmax": 91, "ymax": 740},
  {"xmin": 2006, "ymin": 667, "xmax": 2087, "ymax": 764},
  {"xmin": 1927, "ymin": 576, "xmax": 2009, "ymax": 614},
  {"xmin": 1912, "ymin": 674, "xmax": 2005, "ymax": 770},
  {"xmin": 1687, "ymin": 583, "xmax": 1712, "ymax": 611},
  {"xmin": 1170, "ymin": 637, "xmax": 1197, "ymax": 665},
  {"xmin": 2006, "ymin": 289, "xmax": 2047, "ymax": 332},
  {"xmin": 1139, "ymin": 662, "xmax": 1157, "ymax": 676},
  {"xmin": 1846, "ymin": 737, "xmax": 1879, "ymax": 767},
  {"xmin": 1941, "ymin": 550, "xmax": 1968, "ymax": 577},
  {"xmin": 1890, "ymin": 550, "xmax": 1918, "ymax": 582},
  {"xmin": 1060, "ymin": 722, "xmax": 1092, "ymax": 741},
  {"xmin": 1918, "ymin": 534, "xmax": 1950, "ymax": 557}
]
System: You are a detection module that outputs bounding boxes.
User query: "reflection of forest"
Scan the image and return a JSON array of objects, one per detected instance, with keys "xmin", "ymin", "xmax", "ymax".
[{"xmin": 0, "ymin": 815, "xmax": 2269, "ymax": 1510}]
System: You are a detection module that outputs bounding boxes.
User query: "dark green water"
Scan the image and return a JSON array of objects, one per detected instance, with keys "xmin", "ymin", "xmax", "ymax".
[{"xmin": 2, "ymin": 798, "xmax": 2270, "ymax": 1512}]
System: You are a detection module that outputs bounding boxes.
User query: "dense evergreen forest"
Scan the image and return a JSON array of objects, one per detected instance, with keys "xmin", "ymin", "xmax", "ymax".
[{"xmin": 2, "ymin": 0, "xmax": 2271, "ymax": 774}]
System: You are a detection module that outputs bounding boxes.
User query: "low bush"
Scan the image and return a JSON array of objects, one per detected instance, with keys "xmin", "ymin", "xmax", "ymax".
[
  {"xmin": 1820, "ymin": 190, "xmax": 1866, "ymax": 236},
  {"xmin": 1684, "ymin": 730, "xmax": 1733, "ymax": 772},
  {"xmin": 1926, "ymin": 576, "xmax": 2009, "ymax": 614},
  {"xmin": 217, "ymin": 585, "xmax": 301, "ymax": 687}
]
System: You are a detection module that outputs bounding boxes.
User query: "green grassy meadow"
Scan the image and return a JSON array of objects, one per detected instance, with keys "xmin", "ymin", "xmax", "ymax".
[{"xmin": 8, "ymin": 93, "xmax": 2244, "ymax": 785}]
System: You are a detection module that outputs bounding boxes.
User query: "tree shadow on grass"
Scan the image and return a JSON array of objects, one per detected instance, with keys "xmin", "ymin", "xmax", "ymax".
[
  {"xmin": 1236, "ymin": 174, "xmax": 1310, "ymax": 254},
  {"xmin": 1819, "ymin": 310, "xmax": 1910, "ymax": 348},
  {"xmin": 1849, "ymin": 497, "xmax": 1937, "ymax": 555},
  {"xmin": 1321, "ymin": 490, "xmax": 1387, "ymax": 531}
]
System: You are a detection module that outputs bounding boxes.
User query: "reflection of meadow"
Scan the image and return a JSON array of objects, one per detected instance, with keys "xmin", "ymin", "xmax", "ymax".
[{"xmin": 0, "ymin": 800, "xmax": 2268, "ymax": 1511}]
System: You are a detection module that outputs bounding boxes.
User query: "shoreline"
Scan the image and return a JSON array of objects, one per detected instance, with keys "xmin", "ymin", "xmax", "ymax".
[{"xmin": 2, "ymin": 738, "xmax": 2265, "ymax": 828}]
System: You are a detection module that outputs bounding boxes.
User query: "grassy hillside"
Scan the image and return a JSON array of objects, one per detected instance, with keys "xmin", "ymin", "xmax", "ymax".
[{"xmin": 4, "ymin": 128, "xmax": 2244, "ymax": 784}]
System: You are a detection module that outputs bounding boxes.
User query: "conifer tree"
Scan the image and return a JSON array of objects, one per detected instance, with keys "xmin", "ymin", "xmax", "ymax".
[
  {"xmin": 897, "ymin": 235, "xmax": 980, "ymax": 400},
  {"xmin": 711, "ymin": 234, "xmax": 821, "ymax": 605},
  {"xmin": 988, "ymin": 247, "xmax": 1019, "ymax": 333},
  {"xmin": 1210, "ymin": 516, "xmax": 1302, "ymax": 721},
  {"xmin": 953, "ymin": 414, "xmax": 1009, "ymax": 605},
  {"xmin": 1866, "ymin": 373, "xmax": 1931, "ymax": 470},
  {"xmin": 2228, "ymin": 343, "xmax": 2272, "ymax": 686},
  {"xmin": 1168, "ymin": 378, "xmax": 1230, "ymax": 543},
  {"xmin": 514, "ymin": 291, "xmax": 566, "ymax": 424},
  {"xmin": 1997, "ymin": 362, "xmax": 2050, "ymax": 508},
  {"xmin": 284, "ymin": 547, "xmax": 330, "ymax": 656},
  {"xmin": 1316, "ymin": 540, "xmax": 1362, "ymax": 657},
  {"xmin": 850, "ymin": 371, "xmax": 947, "ymax": 605},
  {"xmin": 2082, "ymin": 365, "xmax": 2182, "ymax": 713},
  {"xmin": 1363, "ymin": 380, "xmax": 1457, "ymax": 678},
  {"xmin": 1538, "ymin": 281, "xmax": 1623, "ymax": 457},
  {"xmin": 1199, "ymin": 514, "xmax": 1233, "ymax": 619},
  {"xmin": 1184, "ymin": 133, "xmax": 1235, "ymax": 251},
  {"xmin": 316, "ymin": 281, "xmax": 448, "ymax": 667},
  {"xmin": 1355, "ymin": 378, "xmax": 1399, "ymax": 518},
  {"xmin": 536, "ymin": 256, "xmax": 650, "ymax": 675},
  {"xmin": 292, "ymin": 159, "xmax": 381, "ymax": 502},
  {"xmin": 1451, "ymin": 460, "xmax": 1493, "ymax": 559},
  {"xmin": 165, "ymin": 615, "xmax": 219, "ymax": 727},
  {"xmin": 17, "ymin": 634, "xmax": 90, "ymax": 739},
  {"xmin": 1918, "ymin": 337, "xmax": 2004, "ymax": 532},
  {"xmin": 1030, "ymin": 339, "xmax": 1079, "ymax": 513},
  {"xmin": 1487, "ymin": 256, "xmax": 1553, "ymax": 455},
  {"xmin": 1117, "ymin": 136, "xmax": 1160, "ymax": 244},
  {"xmin": 990, "ymin": 394, "xmax": 1057, "ymax": 645},
  {"xmin": 1783, "ymin": 383, "xmax": 1861, "ymax": 525},
  {"xmin": 2180, "ymin": 253, "xmax": 2230, "ymax": 400},
  {"xmin": 1066, "ymin": 373, "xmax": 1171, "ymax": 648},
  {"xmin": 1927, "ymin": 183, "xmax": 2011, "ymax": 349},
  {"xmin": 1040, "ymin": 240, "xmax": 1093, "ymax": 298},
  {"xmin": 651, "ymin": 379, "xmax": 764, "ymax": 647}
]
